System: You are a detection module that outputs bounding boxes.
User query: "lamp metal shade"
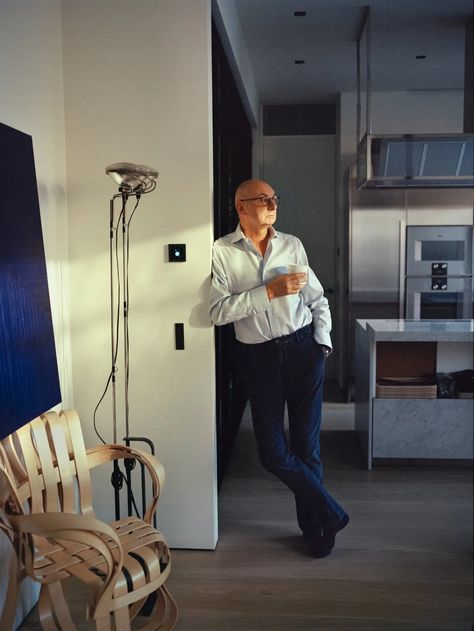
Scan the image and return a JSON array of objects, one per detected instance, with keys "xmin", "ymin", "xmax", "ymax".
[{"xmin": 105, "ymin": 162, "xmax": 158, "ymax": 193}]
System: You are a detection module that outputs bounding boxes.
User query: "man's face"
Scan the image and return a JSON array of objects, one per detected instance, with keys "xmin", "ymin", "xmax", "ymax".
[{"xmin": 236, "ymin": 181, "xmax": 278, "ymax": 233}]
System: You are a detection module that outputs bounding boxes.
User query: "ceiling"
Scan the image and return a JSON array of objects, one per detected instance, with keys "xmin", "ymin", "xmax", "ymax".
[{"xmin": 232, "ymin": 0, "xmax": 473, "ymax": 105}]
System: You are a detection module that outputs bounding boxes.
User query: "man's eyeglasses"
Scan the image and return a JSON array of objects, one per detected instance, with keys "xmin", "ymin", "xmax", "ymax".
[{"xmin": 239, "ymin": 194, "xmax": 280, "ymax": 206}]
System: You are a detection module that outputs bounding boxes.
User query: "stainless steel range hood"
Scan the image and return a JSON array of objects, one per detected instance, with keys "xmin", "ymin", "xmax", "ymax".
[
  {"xmin": 357, "ymin": 133, "xmax": 474, "ymax": 189},
  {"xmin": 356, "ymin": 15, "xmax": 474, "ymax": 190}
]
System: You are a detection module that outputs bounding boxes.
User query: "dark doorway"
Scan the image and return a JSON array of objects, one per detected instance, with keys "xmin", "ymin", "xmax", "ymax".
[{"xmin": 212, "ymin": 21, "xmax": 252, "ymax": 486}]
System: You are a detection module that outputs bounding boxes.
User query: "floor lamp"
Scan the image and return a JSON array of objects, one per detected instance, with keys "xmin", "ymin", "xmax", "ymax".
[{"xmin": 104, "ymin": 162, "xmax": 158, "ymax": 519}]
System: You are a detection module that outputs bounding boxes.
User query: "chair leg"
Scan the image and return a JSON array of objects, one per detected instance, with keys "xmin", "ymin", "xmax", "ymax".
[
  {"xmin": 160, "ymin": 586, "xmax": 178, "ymax": 631},
  {"xmin": 128, "ymin": 597, "xmax": 148, "ymax": 622},
  {"xmin": 135, "ymin": 586, "xmax": 178, "ymax": 631},
  {"xmin": 38, "ymin": 585, "xmax": 62, "ymax": 631},
  {"xmin": 112, "ymin": 605, "xmax": 132, "ymax": 631},
  {"xmin": 94, "ymin": 615, "xmax": 113, "ymax": 631},
  {"xmin": 0, "ymin": 541, "xmax": 21, "ymax": 630},
  {"xmin": 44, "ymin": 582, "xmax": 78, "ymax": 630}
]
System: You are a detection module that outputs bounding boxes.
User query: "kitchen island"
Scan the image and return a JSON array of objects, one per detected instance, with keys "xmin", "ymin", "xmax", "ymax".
[{"xmin": 355, "ymin": 319, "xmax": 473, "ymax": 469}]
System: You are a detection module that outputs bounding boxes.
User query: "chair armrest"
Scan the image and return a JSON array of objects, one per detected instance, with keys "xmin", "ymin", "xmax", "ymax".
[
  {"xmin": 87, "ymin": 444, "xmax": 165, "ymax": 484},
  {"xmin": 7, "ymin": 512, "xmax": 123, "ymax": 619},
  {"xmin": 86, "ymin": 444, "xmax": 165, "ymax": 522}
]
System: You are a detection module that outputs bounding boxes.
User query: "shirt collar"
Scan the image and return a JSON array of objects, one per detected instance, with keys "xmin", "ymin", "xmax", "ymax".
[{"xmin": 231, "ymin": 224, "xmax": 278, "ymax": 244}]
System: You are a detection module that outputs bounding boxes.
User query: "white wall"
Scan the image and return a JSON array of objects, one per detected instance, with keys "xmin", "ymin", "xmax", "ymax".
[
  {"xmin": 61, "ymin": 0, "xmax": 217, "ymax": 549},
  {"xmin": 0, "ymin": 0, "xmax": 73, "ymax": 408},
  {"xmin": 262, "ymin": 136, "xmax": 336, "ymax": 290},
  {"xmin": 0, "ymin": 0, "xmax": 72, "ymax": 624},
  {"xmin": 262, "ymin": 135, "xmax": 338, "ymax": 379}
]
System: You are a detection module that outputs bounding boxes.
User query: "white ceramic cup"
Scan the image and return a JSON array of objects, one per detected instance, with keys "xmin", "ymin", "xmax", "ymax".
[
  {"xmin": 287, "ymin": 263, "xmax": 308, "ymax": 286},
  {"xmin": 288, "ymin": 263, "xmax": 308, "ymax": 275}
]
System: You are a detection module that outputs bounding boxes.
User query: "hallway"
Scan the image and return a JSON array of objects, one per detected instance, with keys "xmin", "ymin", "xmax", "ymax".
[{"xmin": 168, "ymin": 405, "xmax": 473, "ymax": 630}]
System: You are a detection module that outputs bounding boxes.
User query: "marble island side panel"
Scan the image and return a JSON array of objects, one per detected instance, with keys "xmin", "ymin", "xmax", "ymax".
[{"xmin": 355, "ymin": 319, "xmax": 474, "ymax": 469}]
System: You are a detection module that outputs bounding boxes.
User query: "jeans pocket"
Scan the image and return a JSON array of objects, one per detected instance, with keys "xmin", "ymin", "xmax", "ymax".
[{"xmin": 313, "ymin": 340, "xmax": 328, "ymax": 361}]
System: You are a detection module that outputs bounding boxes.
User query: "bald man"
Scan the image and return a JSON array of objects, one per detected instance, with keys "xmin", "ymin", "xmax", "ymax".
[{"xmin": 210, "ymin": 179, "xmax": 349, "ymax": 558}]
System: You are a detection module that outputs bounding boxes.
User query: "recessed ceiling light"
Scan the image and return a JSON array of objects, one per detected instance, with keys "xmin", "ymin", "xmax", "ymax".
[
  {"xmin": 294, "ymin": 11, "xmax": 306, "ymax": 16},
  {"xmin": 294, "ymin": 59, "xmax": 305, "ymax": 64},
  {"xmin": 416, "ymin": 55, "xmax": 427, "ymax": 59}
]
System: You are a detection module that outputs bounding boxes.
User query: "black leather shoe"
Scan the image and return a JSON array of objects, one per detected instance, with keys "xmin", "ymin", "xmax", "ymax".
[
  {"xmin": 322, "ymin": 513, "xmax": 350, "ymax": 549},
  {"xmin": 308, "ymin": 537, "xmax": 333, "ymax": 558},
  {"xmin": 304, "ymin": 526, "xmax": 332, "ymax": 558}
]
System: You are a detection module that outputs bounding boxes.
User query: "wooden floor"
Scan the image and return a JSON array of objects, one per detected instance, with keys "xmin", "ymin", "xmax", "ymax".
[{"xmin": 20, "ymin": 411, "xmax": 473, "ymax": 630}]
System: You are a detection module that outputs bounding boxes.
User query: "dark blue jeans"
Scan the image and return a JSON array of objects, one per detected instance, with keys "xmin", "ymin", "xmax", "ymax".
[{"xmin": 237, "ymin": 324, "xmax": 346, "ymax": 537}]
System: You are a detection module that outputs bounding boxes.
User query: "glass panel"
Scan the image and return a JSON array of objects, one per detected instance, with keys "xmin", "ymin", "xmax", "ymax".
[
  {"xmin": 459, "ymin": 140, "xmax": 473, "ymax": 176},
  {"xmin": 421, "ymin": 241, "xmax": 465, "ymax": 261},
  {"xmin": 419, "ymin": 293, "xmax": 459, "ymax": 319},
  {"xmin": 371, "ymin": 139, "xmax": 425, "ymax": 177},
  {"xmin": 364, "ymin": 135, "xmax": 474, "ymax": 186},
  {"xmin": 422, "ymin": 141, "xmax": 464, "ymax": 176}
]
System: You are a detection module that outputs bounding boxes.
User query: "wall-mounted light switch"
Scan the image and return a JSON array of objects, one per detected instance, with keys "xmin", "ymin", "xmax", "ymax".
[
  {"xmin": 168, "ymin": 244, "xmax": 186, "ymax": 262},
  {"xmin": 175, "ymin": 323, "xmax": 184, "ymax": 350}
]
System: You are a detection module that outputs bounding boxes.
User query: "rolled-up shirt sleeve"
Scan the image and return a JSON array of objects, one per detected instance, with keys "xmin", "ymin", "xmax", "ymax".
[
  {"xmin": 301, "ymin": 267, "xmax": 332, "ymax": 349},
  {"xmin": 209, "ymin": 245, "xmax": 270, "ymax": 326}
]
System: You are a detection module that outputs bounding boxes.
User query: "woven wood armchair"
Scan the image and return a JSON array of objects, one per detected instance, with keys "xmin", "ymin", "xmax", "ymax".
[{"xmin": 0, "ymin": 409, "xmax": 177, "ymax": 630}]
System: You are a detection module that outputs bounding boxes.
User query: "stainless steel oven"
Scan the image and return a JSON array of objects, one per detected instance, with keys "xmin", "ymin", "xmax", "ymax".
[
  {"xmin": 406, "ymin": 276, "xmax": 473, "ymax": 319},
  {"xmin": 406, "ymin": 225, "xmax": 472, "ymax": 277},
  {"xmin": 405, "ymin": 225, "xmax": 473, "ymax": 320}
]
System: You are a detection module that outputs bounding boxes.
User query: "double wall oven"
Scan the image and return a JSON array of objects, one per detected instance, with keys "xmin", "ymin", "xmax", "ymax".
[{"xmin": 405, "ymin": 225, "xmax": 473, "ymax": 320}]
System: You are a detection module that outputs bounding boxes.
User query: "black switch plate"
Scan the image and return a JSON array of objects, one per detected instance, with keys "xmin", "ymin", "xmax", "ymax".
[
  {"xmin": 175, "ymin": 323, "xmax": 184, "ymax": 350},
  {"xmin": 432, "ymin": 262, "xmax": 448, "ymax": 275},
  {"xmin": 168, "ymin": 244, "xmax": 186, "ymax": 262}
]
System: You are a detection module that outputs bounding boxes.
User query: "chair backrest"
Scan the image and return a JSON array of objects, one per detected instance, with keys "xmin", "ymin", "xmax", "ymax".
[{"xmin": 0, "ymin": 410, "xmax": 94, "ymax": 517}]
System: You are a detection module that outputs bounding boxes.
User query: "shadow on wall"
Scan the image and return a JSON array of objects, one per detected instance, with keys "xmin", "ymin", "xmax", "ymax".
[{"xmin": 189, "ymin": 275, "xmax": 212, "ymax": 328}]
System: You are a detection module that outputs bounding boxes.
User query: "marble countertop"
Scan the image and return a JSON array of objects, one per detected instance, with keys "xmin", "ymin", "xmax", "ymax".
[{"xmin": 357, "ymin": 319, "xmax": 474, "ymax": 342}]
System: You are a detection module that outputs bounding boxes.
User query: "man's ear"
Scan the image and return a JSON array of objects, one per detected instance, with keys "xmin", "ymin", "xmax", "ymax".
[{"xmin": 236, "ymin": 201, "xmax": 246, "ymax": 217}]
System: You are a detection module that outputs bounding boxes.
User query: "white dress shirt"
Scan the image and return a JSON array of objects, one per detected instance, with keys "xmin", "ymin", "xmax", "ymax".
[{"xmin": 209, "ymin": 224, "xmax": 332, "ymax": 347}]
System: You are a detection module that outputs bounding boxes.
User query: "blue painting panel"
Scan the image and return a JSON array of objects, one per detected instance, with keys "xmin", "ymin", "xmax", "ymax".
[{"xmin": 0, "ymin": 122, "xmax": 61, "ymax": 439}]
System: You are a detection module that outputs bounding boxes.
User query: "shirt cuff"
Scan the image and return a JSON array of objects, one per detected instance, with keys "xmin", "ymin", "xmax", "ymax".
[
  {"xmin": 250, "ymin": 285, "xmax": 271, "ymax": 314},
  {"xmin": 314, "ymin": 332, "xmax": 332, "ymax": 349}
]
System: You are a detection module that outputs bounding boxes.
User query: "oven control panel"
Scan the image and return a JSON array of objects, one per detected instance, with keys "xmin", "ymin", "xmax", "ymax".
[
  {"xmin": 431, "ymin": 262, "xmax": 448, "ymax": 276},
  {"xmin": 431, "ymin": 278, "xmax": 448, "ymax": 290}
]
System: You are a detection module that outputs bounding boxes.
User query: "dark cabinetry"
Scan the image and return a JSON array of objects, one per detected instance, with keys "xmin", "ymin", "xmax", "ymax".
[{"xmin": 212, "ymin": 22, "xmax": 252, "ymax": 485}]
